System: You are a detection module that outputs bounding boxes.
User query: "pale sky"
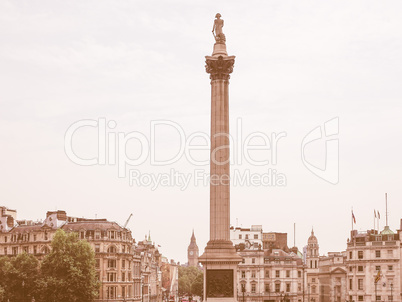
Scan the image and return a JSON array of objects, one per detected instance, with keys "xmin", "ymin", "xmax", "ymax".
[{"xmin": 1, "ymin": 0, "xmax": 402, "ymax": 264}]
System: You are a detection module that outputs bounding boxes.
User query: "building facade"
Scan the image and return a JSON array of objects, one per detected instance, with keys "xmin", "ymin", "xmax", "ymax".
[
  {"xmin": 317, "ymin": 252, "xmax": 347, "ymax": 302},
  {"xmin": 235, "ymin": 227, "xmax": 304, "ymax": 302},
  {"xmin": 305, "ymin": 230, "xmax": 320, "ymax": 302},
  {"xmin": 0, "ymin": 206, "xmax": 163, "ymax": 302},
  {"xmin": 346, "ymin": 223, "xmax": 401, "ymax": 302},
  {"xmin": 137, "ymin": 235, "xmax": 163, "ymax": 302},
  {"xmin": 161, "ymin": 257, "xmax": 179, "ymax": 302},
  {"xmin": 230, "ymin": 225, "xmax": 263, "ymax": 248}
]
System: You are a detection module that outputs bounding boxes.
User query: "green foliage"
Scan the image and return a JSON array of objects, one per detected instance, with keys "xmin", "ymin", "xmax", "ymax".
[
  {"xmin": 35, "ymin": 229, "xmax": 100, "ymax": 302},
  {"xmin": 178, "ymin": 266, "xmax": 203, "ymax": 297},
  {"xmin": 0, "ymin": 253, "xmax": 39, "ymax": 301},
  {"xmin": 0, "ymin": 286, "xmax": 4, "ymax": 302}
]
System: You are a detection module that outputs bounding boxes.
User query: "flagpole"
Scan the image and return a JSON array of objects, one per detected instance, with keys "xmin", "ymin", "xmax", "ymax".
[
  {"xmin": 377, "ymin": 211, "xmax": 380, "ymax": 232},
  {"xmin": 385, "ymin": 193, "xmax": 388, "ymax": 226},
  {"xmin": 351, "ymin": 208, "xmax": 354, "ymax": 232},
  {"xmin": 374, "ymin": 210, "xmax": 376, "ymax": 231}
]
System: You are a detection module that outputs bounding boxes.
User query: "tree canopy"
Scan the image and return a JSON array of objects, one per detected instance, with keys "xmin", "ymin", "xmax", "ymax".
[
  {"xmin": 0, "ymin": 252, "xmax": 39, "ymax": 301},
  {"xmin": 178, "ymin": 266, "xmax": 203, "ymax": 298},
  {"xmin": 0, "ymin": 229, "xmax": 100, "ymax": 301},
  {"xmin": 35, "ymin": 229, "xmax": 100, "ymax": 302}
]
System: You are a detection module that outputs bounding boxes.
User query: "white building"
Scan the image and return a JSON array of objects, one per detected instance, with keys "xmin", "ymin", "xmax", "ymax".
[
  {"xmin": 230, "ymin": 225, "xmax": 263, "ymax": 248},
  {"xmin": 346, "ymin": 222, "xmax": 401, "ymax": 302}
]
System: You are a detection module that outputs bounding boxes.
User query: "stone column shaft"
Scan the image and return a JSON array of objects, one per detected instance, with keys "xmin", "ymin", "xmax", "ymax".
[
  {"xmin": 205, "ymin": 54, "xmax": 235, "ymax": 244},
  {"xmin": 210, "ymin": 77, "xmax": 230, "ymax": 241}
]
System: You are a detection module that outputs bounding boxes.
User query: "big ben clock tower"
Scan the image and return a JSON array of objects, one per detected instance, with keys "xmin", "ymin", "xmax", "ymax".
[{"xmin": 187, "ymin": 230, "xmax": 199, "ymax": 267}]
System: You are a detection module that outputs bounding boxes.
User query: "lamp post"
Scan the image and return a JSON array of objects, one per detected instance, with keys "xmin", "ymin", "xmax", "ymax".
[{"xmin": 22, "ymin": 280, "xmax": 25, "ymax": 302}]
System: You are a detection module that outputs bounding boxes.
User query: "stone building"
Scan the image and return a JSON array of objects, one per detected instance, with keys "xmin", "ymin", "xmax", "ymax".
[
  {"xmin": 0, "ymin": 206, "xmax": 162, "ymax": 302},
  {"xmin": 346, "ymin": 222, "xmax": 401, "ymax": 302},
  {"xmin": 187, "ymin": 230, "xmax": 199, "ymax": 267},
  {"xmin": 305, "ymin": 230, "xmax": 320, "ymax": 302},
  {"xmin": 61, "ymin": 218, "xmax": 142, "ymax": 300},
  {"xmin": 161, "ymin": 257, "xmax": 179, "ymax": 302},
  {"xmin": 230, "ymin": 225, "xmax": 263, "ymax": 248},
  {"xmin": 234, "ymin": 226, "xmax": 304, "ymax": 302},
  {"xmin": 317, "ymin": 252, "xmax": 347, "ymax": 302},
  {"xmin": 137, "ymin": 234, "xmax": 163, "ymax": 302}
]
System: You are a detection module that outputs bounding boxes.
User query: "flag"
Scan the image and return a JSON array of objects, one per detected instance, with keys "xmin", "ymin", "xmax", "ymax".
[
  {"xmin": 374, "ymin": 210, "xmax": 377, "ymax": 218},
  {"xmin": 375, "ymin": 270, "xmax": 381, "ymax": 283},
  {"xmin": 352, "ymin": 212, "xmax": 356, "ymax": 224},
  {"xmin": 377, "ymin": 210, "xmax": 380, "ymax": 219}
]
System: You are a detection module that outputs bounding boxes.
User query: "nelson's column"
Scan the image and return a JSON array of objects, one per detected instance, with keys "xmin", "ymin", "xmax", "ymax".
[{"xmin": 198, "ymin": 13, "xmax": 242, "ymax": 302}]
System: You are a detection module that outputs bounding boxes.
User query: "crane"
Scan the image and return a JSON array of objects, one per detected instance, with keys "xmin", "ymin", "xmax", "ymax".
[{"xmin": 123, "ymin": 213, "xmax": 133, "ymax": 228}]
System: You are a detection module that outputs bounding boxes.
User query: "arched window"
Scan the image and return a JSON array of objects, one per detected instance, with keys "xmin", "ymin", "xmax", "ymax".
[
  {"xmin": 311, "ymin": 285, "xmax": 316, "ymax": 294},
  {"xmin": 108, "ymin": 245, "xmax": 117, "ymax": 253}
]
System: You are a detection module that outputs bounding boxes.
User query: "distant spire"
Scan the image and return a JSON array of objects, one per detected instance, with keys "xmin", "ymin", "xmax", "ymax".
[
  {"xmin": 311, "ymin": 227, "xmax": 314, "ymax": 235},
  {"xmin": 191, "ymin": 229, "xmax": 196, "ymax": 242},
  {"xmin": 148, "ymin": 230, "xmax": 152, "ymax": 242}
]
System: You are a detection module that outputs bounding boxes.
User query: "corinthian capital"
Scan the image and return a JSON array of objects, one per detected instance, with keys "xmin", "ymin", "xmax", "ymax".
[{"xmin": 205, "ymin": 55, "xmax": 235, "ymax": 81}]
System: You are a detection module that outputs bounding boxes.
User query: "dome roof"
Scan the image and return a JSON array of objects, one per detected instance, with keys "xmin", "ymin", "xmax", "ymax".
[
  {"xmin": 381, "ymin": 226, "xmax": 395, "ymax": 235},
  {"xmin": 308, "ymin": 229, "xmax": 318, "ymax": 243}
]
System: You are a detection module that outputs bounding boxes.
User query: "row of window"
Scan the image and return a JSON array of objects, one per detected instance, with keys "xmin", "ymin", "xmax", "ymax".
[
  {"xmin": 96, "ymin": 258, "xmax": 136, "ymax": 270},
  {"xmin": 353, "ymin": 295, "xmax": 393, "ymax": 301},
  {"xmin": 106, "ymin": 284, "xmax": 138, "ymax": 299},
  {"xmin": 2, "ymin": 229, "xmax": 133, "ymax": 244},
  {"xmin": 244, "ymin": 282, "xmax": 296, "ymax": 293},
  {"xmin": 349, "ymin": 249, "xmax": 394, "ymax": 260},
  {"xmin": 349, "ymin": 278, "xmax": 394, "ymax": 291},
  {"xmin": 351, "ymin": 265, "xmax": 394, "ymax": 272},
  {"xmin": 238, "ymin": 234, "xmax": 259, "ymax": 240},
  {"xmin": 242, "ymin": 257, "xmax": 297, "ymax": 265},
  {"xmin": 2, "ymin": 233, "xmax": 49, "ymax": 243},
  {"xmin": 241, "ymin": 270, "xmax": 302, "ymax": 278},
  {"xmin": 2, "ymin": 245, "xmax": 49, "ymax": 255},
  {"xmin": 94, "ymin": 244, "xmax": 131, "ymax": 254},
  {"xmin": 105, "ymin": 271, "xmax": 133, "ymax": 282},
  {"xmin": 80, "ymin": 230, "xmax": 131, "ymax": 241}
]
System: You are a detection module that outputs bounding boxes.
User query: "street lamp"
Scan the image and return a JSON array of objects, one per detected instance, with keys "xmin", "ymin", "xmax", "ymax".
[{"xmin": 22, "ymin": 280, "xmax": 25, "ymax": 302}]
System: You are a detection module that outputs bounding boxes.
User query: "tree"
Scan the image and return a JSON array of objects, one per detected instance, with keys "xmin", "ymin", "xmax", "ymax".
[
  {"xmin": 0, "ymin": 253, "xmax": 39, "ymax": 301},
  {"xmin": 35, "ymin": 229, "xmax": 100, "ymax": 302},
  {"xmin": 178, "ymin": 266, "xmax": 203, "ymax": 298},
  {"xmin": 0, "ymin": 286, "xmax": 4, "ymax": 302}
]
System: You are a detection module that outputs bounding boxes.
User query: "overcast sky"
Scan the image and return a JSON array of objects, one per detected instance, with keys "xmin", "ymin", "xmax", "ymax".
[{"xmin": 1, "ymin": 0, "xmax": 402, "ymax": 264}]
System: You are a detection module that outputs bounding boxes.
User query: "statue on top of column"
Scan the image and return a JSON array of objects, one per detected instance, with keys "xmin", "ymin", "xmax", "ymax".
[{"xmin": 212, "ymin": 13, "xmax": 226, "ymax": 44}]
